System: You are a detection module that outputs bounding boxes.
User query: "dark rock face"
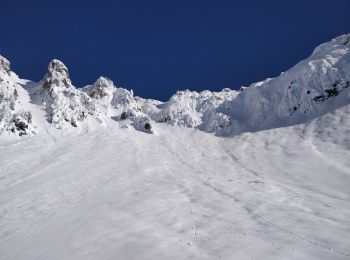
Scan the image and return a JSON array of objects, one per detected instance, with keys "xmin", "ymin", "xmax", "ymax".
[{"xmin": 132, "ymin": 116, "xmax": 154, "ymax": 134}]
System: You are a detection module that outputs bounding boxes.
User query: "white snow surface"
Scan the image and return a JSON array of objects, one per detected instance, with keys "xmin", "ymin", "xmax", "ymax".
[{"xmin": 0, "ymin": 34, "xmax": 350, "ymax": 259}]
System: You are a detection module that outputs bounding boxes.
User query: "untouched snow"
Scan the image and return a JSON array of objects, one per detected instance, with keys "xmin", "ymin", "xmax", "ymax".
[
  {"xmin": 0, "ymin": 34, "xmax": 350, "ymax": 259},
  {"xmin": 0, "ymin": 105, "xmax": 350, "ymax": 259}
]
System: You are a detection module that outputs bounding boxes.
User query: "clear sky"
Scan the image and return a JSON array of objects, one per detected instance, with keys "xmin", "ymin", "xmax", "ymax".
[{"xmin": 1, "ymin": 0, "xmax": 349, "ymax": 100}]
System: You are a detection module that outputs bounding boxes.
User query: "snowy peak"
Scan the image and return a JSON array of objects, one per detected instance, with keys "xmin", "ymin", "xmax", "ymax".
[
  {"xmin": 25, "ymin": 59, "xmax": 101, "ymax": 129},
  {"xmin": 43, "ymin": 59, "xmax": 72, "ymax": 91}
]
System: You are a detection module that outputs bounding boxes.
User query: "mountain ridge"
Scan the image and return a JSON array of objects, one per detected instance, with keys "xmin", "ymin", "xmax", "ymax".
[{"xmin": 1, "ymin": 33, "xmax": 349, "ymax": 137}]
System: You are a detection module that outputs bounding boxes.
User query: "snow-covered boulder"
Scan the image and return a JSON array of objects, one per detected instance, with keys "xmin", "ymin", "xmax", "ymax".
[
  {"xmin": 112, "ymin": 88, "xmax": 154, "ymax": 133},
  {"xmin": 131, "ymin": 115, "xmax": 153, "ymax": 134},
  {"xmin": 7, "ymin": 112, "xmax": 33, "ymax": 136}
]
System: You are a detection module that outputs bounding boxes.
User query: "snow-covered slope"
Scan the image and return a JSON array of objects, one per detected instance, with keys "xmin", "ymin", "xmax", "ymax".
[
  {"xmin": 0, "ymin": 104, "xmax": 349, "ymax": 259},
  {"xmin": 0, "ymin": 33, "xmax": 350, "ymax": 259}
]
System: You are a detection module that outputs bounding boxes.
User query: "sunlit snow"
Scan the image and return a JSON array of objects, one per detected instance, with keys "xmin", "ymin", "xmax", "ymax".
[{"xmin": 0, "ymin": 34, "xmax": 350, "ymax": 259}]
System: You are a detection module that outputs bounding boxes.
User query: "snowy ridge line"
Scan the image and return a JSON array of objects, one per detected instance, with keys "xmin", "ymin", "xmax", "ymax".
[{"xmin": 0, "ymin": 33, "xmax": 349, "ymax": 137}]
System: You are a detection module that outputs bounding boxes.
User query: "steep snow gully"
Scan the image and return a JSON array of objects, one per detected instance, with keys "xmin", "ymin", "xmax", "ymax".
[{"xmin": 0, "ymin": 34, "xmax": 350, "ymax": 259}]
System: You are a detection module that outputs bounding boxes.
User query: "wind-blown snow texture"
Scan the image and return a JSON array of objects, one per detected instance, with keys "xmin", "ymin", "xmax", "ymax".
[{"xmin": 0, "ymin": 34, "xmax": 350, "ymax": 259}]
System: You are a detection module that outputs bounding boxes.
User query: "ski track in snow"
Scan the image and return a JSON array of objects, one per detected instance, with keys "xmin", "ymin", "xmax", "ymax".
[{"xmin": 1, "ymin": 109, "xmax": 350, "ymax": 260}]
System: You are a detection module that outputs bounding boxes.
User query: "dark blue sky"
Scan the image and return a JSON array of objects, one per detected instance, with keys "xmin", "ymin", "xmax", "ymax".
[{"xmin": 1, "ymin": 0, "xmax": 349, "ymax": 100}]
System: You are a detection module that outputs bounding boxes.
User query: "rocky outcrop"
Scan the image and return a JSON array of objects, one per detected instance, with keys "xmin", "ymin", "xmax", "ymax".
[
  {"xmin": 84, "ymin": 77, "xmax": 154, "ymax": 133},
  {"xmin": 37, "ymin": 60, "xmax": 99, "ymax": 128},
  {"xmin": 9, "ymin": 112, "xmax": 33, "ymax": 136},
  {"xmin": 0, "ymin": 55, "xmax": 10, "ymax": 75},
  {"xmin": 112, "ymin": 88, "xmax": 154, "ymax": 133},
  {"xmin": 84, "ymin": 76, "xmax": 114, "ymax": 99},
  {"xmin": 155, "ymin": 89, "xmax": 238, "ymax": 133},
  {"xmin": 43, "ymin": 59, "xmax": 71, "ymax": 91},
  {"xmin": 0, "ymin": 55, "xmax": 36, "ymax": 136},
  {"xmin": 132, "ymin": 116, "xmax": 154, "ymax": 134}
]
